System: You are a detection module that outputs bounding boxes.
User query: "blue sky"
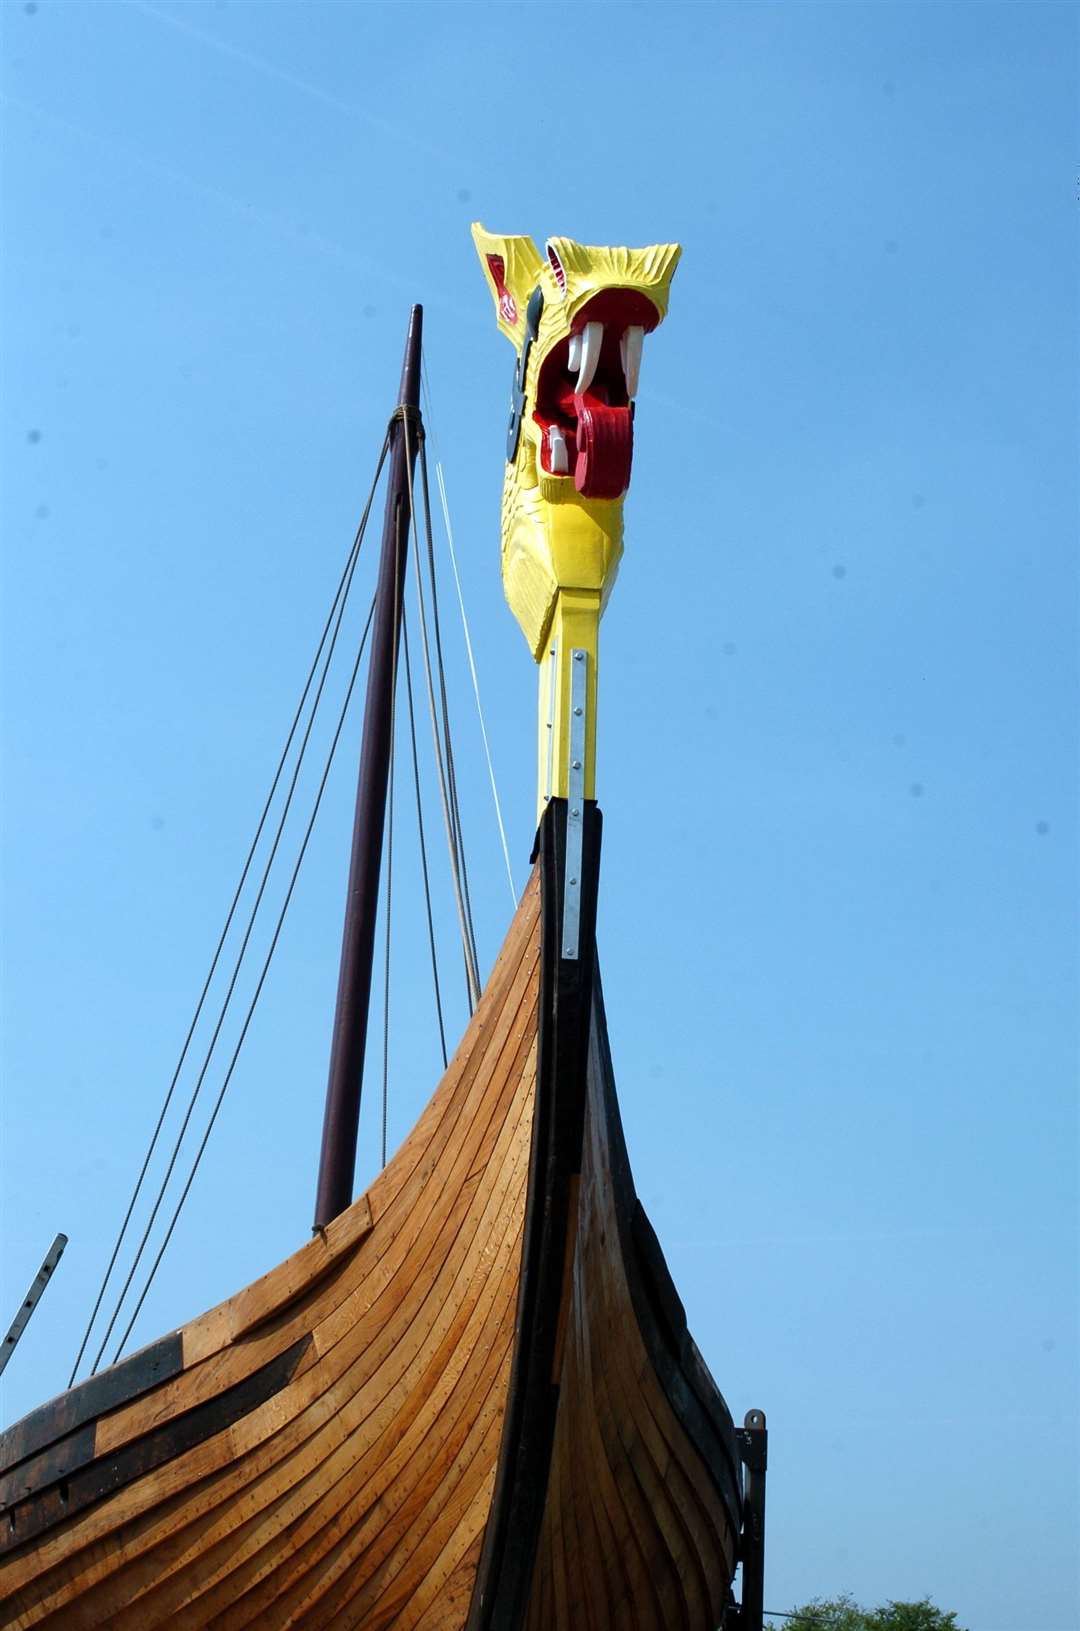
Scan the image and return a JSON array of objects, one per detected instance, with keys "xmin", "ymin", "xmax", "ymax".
[{"xmin": 1, "ymin": 3, "xmax": 1076, "ymax": 1627}]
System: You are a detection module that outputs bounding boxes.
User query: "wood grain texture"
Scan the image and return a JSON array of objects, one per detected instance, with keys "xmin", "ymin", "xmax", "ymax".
[
  {"xmin": 2, "ymin": 797, "xmax": 749, "ymax": 1631},
  {"xmin": 0, "ymin": 871, "xmax": 542, "ymax": 1630},
  {"xmin": 521, "ymin": 988, "xmax": 741, "ymax": 1631},
  {"xmin": 469, "ymin": 802, "xmax": 744, "ymax": 1631}
]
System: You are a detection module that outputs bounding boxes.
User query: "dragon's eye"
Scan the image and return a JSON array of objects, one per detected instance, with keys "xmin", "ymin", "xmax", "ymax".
[
  {"xmin": 525, "ymin": 286, "xmax": 545, "ymax": 339},
  {"xmin": 506, "ymin": 286, "xmax": 544, "ymax": 463}
]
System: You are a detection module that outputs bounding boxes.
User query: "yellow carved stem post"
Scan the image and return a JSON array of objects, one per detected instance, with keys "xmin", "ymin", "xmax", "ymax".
[
  {"xmin": 537, "ymin": 589, "xmax": 600, "ymax": 817},
  {"xmin": 471, "ymin": 224, "xmax": 680, "ymax": 823}
]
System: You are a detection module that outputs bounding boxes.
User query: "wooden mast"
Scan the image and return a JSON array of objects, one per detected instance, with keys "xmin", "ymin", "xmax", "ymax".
[
  {"xmin": 0, "ymin": 241, "xmax": 765, "ymax": 1630},
  {"xmin": 314, "ymin": 304, "xmax": 423, "ymax": 1229}
]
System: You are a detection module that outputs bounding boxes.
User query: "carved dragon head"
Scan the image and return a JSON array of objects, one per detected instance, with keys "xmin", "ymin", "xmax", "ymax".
[{"xmin": 472, "ymin": 225, "xmax": 681, "ymax": 660}]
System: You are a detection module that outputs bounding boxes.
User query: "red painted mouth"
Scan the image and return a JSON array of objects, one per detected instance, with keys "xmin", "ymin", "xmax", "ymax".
[{"xmin": 533, "ymin": 289, "xmax": 660, "ymax": 500}]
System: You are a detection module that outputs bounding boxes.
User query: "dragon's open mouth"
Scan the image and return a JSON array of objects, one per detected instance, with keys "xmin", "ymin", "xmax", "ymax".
[{"xmin": 533, "ymin": 288, "xmax": 661, "ymax": 500}]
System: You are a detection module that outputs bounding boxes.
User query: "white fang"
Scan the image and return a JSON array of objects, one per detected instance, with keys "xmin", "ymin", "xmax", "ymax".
[
  {"xmin": 548, "ymin": 425, "xmax": 569, "ymax": 474},
  {"xmin": 620, "ymin": 326, "xmax": 644, "ymax": 398},
  {"xmin": 575, "ymin": 322, "xmax": 603, "ymax": 397}
]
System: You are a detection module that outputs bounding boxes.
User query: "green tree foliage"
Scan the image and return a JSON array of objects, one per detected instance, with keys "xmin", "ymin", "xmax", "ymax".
[{"xmin": 783, "ymin": 1595, "xmax": 966, "ymax": 1631}]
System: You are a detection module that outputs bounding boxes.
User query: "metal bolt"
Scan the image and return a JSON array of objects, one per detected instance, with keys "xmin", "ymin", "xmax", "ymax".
[
  {"xmin": 569, "ymin": 876, "xmax": 578, "ymax": 886},
  {"xmin": 571, "ymin": 807, "xmax": 579, "ymax": 817},
  {"xmin": 572, "ymin": 759, "xmax": 581, "ymax": 770},
  {"xmin": 574, "ymin": 651, "xmax": 584, "ymax": 661},
  {"xmin": 574, "ymin": 706, "xmax": 582, "ymax": 716}
]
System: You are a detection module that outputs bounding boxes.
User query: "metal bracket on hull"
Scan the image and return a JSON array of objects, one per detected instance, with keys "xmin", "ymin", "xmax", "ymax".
[
  {"xmin": 562, "ymin": 650, "xmax": 588, "ymax": 959},
  {"xmin": 728, "ymin": 1407, "xmax": 767, "ymax": 1631}
]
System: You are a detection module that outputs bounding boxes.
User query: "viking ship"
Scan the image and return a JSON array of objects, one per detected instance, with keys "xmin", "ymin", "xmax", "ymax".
[{"xmin": 0, "ymin": 228, "xmax": 766, "ymax": 1630}]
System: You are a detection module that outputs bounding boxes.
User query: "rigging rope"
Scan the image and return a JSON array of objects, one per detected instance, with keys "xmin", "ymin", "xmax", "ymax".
[
  {"xmin": 401, "ymin": 608, "xmax": 448, "ymax": 1070},
  {"xmin": 68, "ymin": 436, "xmax": 391, "ymax": 1388},
  {"xmin": 417, "ymin": 443, "xmax": 481, "ymax": 998},
  {"xmin": 432, "ymin": 459, "xmax": 516, "ymax": 905},
  {"xmin": 89, "ymin": 523, "xmax": 377, "ymax": 1375},
  {"xmin": 400, "ymin": 413, "xmax": 482, "ymax": 1010},
  {"xmin": 76, "ymin": 394, "xmax": 495, "ymax": 1371},
  {"xmin": 94, "ymin": 549, "xmax": 376, "ymax": 1372},
  {"xmin": 381, "ymin": 731, "xmax": 393, "ymax": 1170},
  {"xmin": 421, "ymin": 365, "xmax": 516, "ymax": 907},
  {"xmin": 111, "ymin": 591, "xmax": 379, "ymax": 1363},
  {"xmin": 379, "ymin": 515, "xmax": 402, "ymax": 1172},
  {"xmin": 74, "ymin": 432, "xmax": 390, "ymax": 1381}
]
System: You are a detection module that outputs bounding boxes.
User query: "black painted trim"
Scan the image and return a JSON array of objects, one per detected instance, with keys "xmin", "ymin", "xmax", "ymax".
[
  {"xmin": 0, "ymin": 1331, "xmax": 183, "ymax": 1477},
  {"xmin": 470, "ymin": 800, "xmax": 745, "ymax": 1628},
  {"xmin": 1, "ymin": 1334, "xmax": 310, "ymax": 1556},
  {"xmin": 467, "ymin": 798, "xmax": 602, "ymax": 1631},
  {"xmin": 590, "ymin": 971, "xmax": 744, "ymax": 1536}
]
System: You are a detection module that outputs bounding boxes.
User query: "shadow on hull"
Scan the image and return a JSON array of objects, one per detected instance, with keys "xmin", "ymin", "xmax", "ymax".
[{"xmin": 1, "ymin": 804, "xmax": 756, "ymax": 1629}]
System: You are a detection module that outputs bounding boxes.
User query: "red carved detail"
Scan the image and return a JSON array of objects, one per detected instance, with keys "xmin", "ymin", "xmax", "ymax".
[
  {"xmin": 574, "ymin": 405, "xmax": 633, "ymax": 499},
  {"xmin": 532, "ymin": 289, "xmax": 658, "ymax": 497},
  {"xmin": 486, "ymin": 254, "xmax": 518, "ymax": 325}
]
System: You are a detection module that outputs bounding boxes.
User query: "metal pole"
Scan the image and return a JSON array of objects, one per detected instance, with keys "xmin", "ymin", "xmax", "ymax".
[
  {"xmin": 0, "ymin": 1233, "xmax": 67, "ymax": 1378},
  {"xmin": 737, "ymin": 1406, "xmax": 768, "ymax": 1631},
  {"xmin": 314, "ymin": 305, "xmax": 423, "ymax": 1229}
]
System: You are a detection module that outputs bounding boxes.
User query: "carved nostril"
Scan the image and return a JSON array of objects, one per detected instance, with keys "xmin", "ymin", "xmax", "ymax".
[{"xmin": 545, "ymin": 242, "xmax": 567, "ymax": 295}]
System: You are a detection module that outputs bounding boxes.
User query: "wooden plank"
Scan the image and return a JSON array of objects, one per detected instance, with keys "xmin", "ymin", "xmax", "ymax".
[
  {"xmin": 528, "ymin": 1005, "xmax": 743, "ymax": 1627},
  {"xmin": 161, "ymin": 1073, "xmax": 536, "ymax": 1627},
  {"xmin": 1, "ymin": 1339, "xmax": 310, "ymax": 1560},
  {"xmin": 0, "ymin": 1335, "xmax": 182, "ymax": 1477},
  {"xmin": 14, "ymin": 1004, "xmax": 535, "ymax": 1617},
  {"xmin": 4, "ymin": 906, "xmax": 538, "ymax": 1604},
  {"xmin": 587, "ymin": 973, "xmax": 744, "ymax": 1531},
  {"xmin": 410, "ymin": 1533, "xmax": 484, "ymax": 1631},
  {"xmin": 0, "ymin": 872, "xmax": 543, "ymax": 1630},
  {"xmin": 472, "ymin": 805, "xmax": 743, "ymax": 1631},
  {"xmin": 582, "ymin": 1078, "xmax": 733, "ymax": 1615},
  {"xmin": 522, "ymin": 1012, "xmax": 740, "ymax": 1630},
  {"xmin": 2, "ymin": 802, "xmax": 749, "ymax": 1631},
  {"xmin": 0, "ymin": 1426, "xmax": 94, "ymax": 1517},
  {"xmin": 468, "ymin": 803, "xmax": 603, "ymax": 1631}
]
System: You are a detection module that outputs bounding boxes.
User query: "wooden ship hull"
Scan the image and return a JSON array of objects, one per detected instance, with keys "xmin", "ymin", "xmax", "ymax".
[
  {"xmin": 0, "ymin": 806, "xmax": 751, "ymax": 1629},
  {"xmin": 3, "ymin": 238, "xmax": 768, "ymax": 1625}
]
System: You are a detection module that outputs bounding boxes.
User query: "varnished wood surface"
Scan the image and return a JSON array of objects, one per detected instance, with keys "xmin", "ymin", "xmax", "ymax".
[
  {"xmin": 0, "ymin": 871, "xmax": 542, "ymax": 1630},
  {"xmin": 522, "ymin": 990, "xmax": 741, "ymax": 1631},
  {"xmin": 2, "ymin": 799, "xmax": 747, "ymax": 1630},
  {"xmin": 467, "ymin": 802, "xmax": 742, "ymax": 1631}
]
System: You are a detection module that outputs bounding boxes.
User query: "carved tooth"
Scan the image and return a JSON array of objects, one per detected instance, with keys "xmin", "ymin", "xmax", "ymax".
[
  {"xmin": 568, "ymin": 333, "xmax": 581, "ymax": 372},
  {"xmin": 576, "ymin": 321, "xmax": 603, "ymax": 396},
  {"xmin": 621, "ymin": 326, "xmax": 644, "ymax": 397},
  {"xmin": 548, "ymin": 425, "xmax": 569, "ymax": 474}
]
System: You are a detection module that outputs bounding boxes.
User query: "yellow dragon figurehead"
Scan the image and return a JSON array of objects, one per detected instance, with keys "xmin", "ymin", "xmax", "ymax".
[{"xmin": 472, "ymin": 224, "xmax": 680, "ymax": 810}]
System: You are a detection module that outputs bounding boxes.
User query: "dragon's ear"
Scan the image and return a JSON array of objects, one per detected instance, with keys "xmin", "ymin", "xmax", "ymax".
[{"xmin": 471, "ymin": 223, "xmax": 544, "ymax": 350}]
